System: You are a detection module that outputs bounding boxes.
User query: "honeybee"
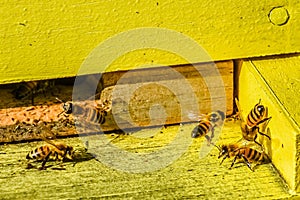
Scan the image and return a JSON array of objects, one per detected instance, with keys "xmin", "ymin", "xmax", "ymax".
[
  {"xmin": 191, "ymin": 110, "xmax": 225, "ymax": 145},
  {"xmin": 26, "ymin": 123, "xmax": 75, "ymax": 170},
  {"xmin": 244, "ymin": 99, "xmax": 271, "ymax": 127},
  {"xmin": 235, "ymin": 98, "xmax": 271, "ymax": 147},
  {"xmin": 56, "ymin": 98, "xmax": 107, "ymax": 125},
  {"xmin": 12, "ymin": 80, "xmax": 55, "ymax": 105},
  {"xmin": 217, "ymin": 143, "xmax": 269, "ymax": 171}
]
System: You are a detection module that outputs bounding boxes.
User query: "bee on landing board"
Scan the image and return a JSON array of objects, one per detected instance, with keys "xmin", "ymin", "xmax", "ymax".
[
  {"xmin": 191, "ymin": 110, "xmax": 225, "ymax": 145},
  {"xmin": 216, "ymin": 143, "xmax": 269, "ymax": 171},
  {"xmin": 12, "ymin": 80, "xmax": 55, "ymax": 105},
  {"xmin": 26, "ymin": 123, "xmax": 76, "ymax": 170},
  {"xmin": 56, "ymin": 97, "xmax": 108, "ymax": 125},
  {"xmin": 235, "ymin": 98, "xmax": 271, "ymax": 147}
]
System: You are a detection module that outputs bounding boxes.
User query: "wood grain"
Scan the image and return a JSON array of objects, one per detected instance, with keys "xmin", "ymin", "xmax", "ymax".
[
  {"xmin": 0, "ymin": 61, "xmax": 233, "ymax": 142},
  {"xmin": 238, "ymin": 58, "xmax": 300, "ymax": 192},
  {"xmin": 0, "ymin": 121, "xmax": 292, "ymax": 199}
]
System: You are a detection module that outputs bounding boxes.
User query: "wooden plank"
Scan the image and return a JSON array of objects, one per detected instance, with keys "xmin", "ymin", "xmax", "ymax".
[
  {"xmin": 238, "ymin": 58, "xmax": 300, "ymax": 192},
  {"xmin": 0, "ymin": 61, "xmax": 233, "ymax": 142},
  {"xmin": 251, "ymin": 54, "xmax": 300, "ymax": 126},
  {"xmin": 98, "ymin": 60, "xmax": 233, "ymax": 130},
  {"xmin": 0, "ymin": 121, "xmax": 293, "ymax": 199},
  {"xmin": 0, "ymin": 0, "xmax": 299, "ymax": 84}
]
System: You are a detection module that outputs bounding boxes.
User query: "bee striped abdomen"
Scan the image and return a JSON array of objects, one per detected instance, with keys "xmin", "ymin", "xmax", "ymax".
[
  {"xmin": 198, "ymin": 121, "xmax": 211, "ymax": 134},
  {"xmin": 85, "ymin": 107, "xmax": 105, "ymax": 124},
  {"xmin": 247, "ymin": 108, "xmax": 262, "ymax": 127},
  {"xmin": 26, "ymin": 145, "xmax": 51, "ymax": 160},
  {"xmin": 14, "ymin": 81, "xmax": 38, "ymax": 99},
  {"xmin": 239, "ymin": 147, "xmax": 264, "ymax": 163},
  {"xmin": 191, "ymin": 120, "xmax": 212, "ymax": 138},
  {"xmin": 89, "ymin": 109, "xmax": 98, "ymax": 122}
]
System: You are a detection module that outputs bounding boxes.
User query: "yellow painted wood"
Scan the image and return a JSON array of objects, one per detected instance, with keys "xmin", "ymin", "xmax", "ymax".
[
  {"xmin": 0, "ymin": 121, "xmax": 293, "ymax": 199},
  {"xmin": 1, "ymin": 0, "xmax": 300, "ymax": 84},
  {"xmin": 252, "ymin": 55, "xmax": 300, "ymax": 127},
  {"xmin": 238, "ymin": 59, "xmax": 300, "ymax": 192}
]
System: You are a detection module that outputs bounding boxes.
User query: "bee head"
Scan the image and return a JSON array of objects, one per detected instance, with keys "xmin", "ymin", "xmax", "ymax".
[
  {"xmin": 208, "ymin": 110, "xmax": 225, "ymax": 123},
  {"xmin": 217, "ymin": 145, "xmax": 228, "ymax": 159},
  {"xmin": 256, "ymin": 105, "xmax": 265, "ymax": 115},
  {"xmin": 62, "ymin": 102, "xmax": 73, "ymax": 114},
  {"xmin": 56, "ymin": 97, "xmax": 72, "ymax": 116},
  {"xmin": 65, "ymin": 146, "xmax": 74, "ymax": 160},
  {"xmin": 255, "ymin": 99, "xmax": 265, "ymax": 115}
]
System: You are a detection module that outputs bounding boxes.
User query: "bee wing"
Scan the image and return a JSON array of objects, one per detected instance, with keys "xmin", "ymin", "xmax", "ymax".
[
  {"xmin": 187, "ymin": 112, "xmax": 207, "ymax": 121},
  {"xmin": 78, "ymin": 91, "xmax": 109, "ymax": 112},
  {"xmin": 235, "ymin": 138, "xmax": 252, "ymax": 148},
  {"xmin": 235, "ymin": 98, "xmax": 245, "ymax": 123},
  {"xmin": 38, "ymin": 122, "xmax": 66, "ymax": 150},
  {"xmin": 236, "ymin": 138, "xmax": 264, "ymax": 152},
  {"xmin": 87, "ymin": 92, "xmax": 101, "ymax": 101}
]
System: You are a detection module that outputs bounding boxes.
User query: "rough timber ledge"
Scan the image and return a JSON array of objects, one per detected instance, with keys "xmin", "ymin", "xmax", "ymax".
[
  {"xmin": 0, "ymin": 121, "xmax": 294, "ymax": 199},
  {"xmin": 1, "ymin": 0, "xmax": 299, "ymax": 83},
  {"xmin": 238, "ymin": 56, "xmax": 300, "ymax": 192}
]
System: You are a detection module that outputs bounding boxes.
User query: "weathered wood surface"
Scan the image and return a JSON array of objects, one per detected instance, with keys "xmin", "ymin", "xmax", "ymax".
[
  {"xmin": 0, "ymin": 121, "xmax": 293, "ymax": 199},
  {"xmin": 0, "ymin": 61, "xmax": 232, "ymax": 143},
  {"xmin": 238, "ymin": 58, "xmax": 300, "ymax": 192},
  {"xmin": 98, "ymin": 61, "xmax": 232, "ymax": 130}
]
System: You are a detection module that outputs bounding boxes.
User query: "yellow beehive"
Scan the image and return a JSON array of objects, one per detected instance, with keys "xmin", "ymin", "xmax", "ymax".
[{"xmin": 0, "ymin": 0, "xmax": 299, "ymax": 198}]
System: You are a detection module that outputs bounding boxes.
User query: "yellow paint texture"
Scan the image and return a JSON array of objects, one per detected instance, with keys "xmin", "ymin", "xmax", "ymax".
[
  {"xmin": 0, "ymin": 122, "xmax": 292, "ymax": 199},
  {"xmin": 252, "ymin": 55, "xmax": 300, "ymax": 127},
  {"xmin": 0, "ymin": 0, "xmax": 300, "ymax": 83},
  {"xmin": 238, "ymin": 59, "xmax": 300, "ymax": 192}
]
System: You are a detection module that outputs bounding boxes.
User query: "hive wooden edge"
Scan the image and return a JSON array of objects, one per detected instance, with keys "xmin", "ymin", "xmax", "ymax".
[
  {"xmin": 0, "ymin": 60, "xmax": 234, "ymax": 143},
  {"xmin": 238, "ymin": 59, "xmax": 300, "ymax": 193}
]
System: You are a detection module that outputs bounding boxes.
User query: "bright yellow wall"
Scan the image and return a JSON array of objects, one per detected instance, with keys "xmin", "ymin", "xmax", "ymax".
[
  {"xmin": 239, "ymin": 59, "xmax": 300, "ymax": 191},
  {"xmin": 1, "ymin": 0, "xmax": 299, "ymax": 83}
]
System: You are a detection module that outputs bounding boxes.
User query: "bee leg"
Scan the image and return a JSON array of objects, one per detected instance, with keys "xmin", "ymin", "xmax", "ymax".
[
  {"xmin": 59, "ymin": 162, "xmax": 66, "ymax": 169},
  {"xmin": 241, "ymin": 155, "xmax": 253, "ymax": 171},
  {"xmin": 72, "ymin": 161, "xmax": 77, "ymax": 167},
  {"xmin": 204, "ymin": 135, "xmax": 212, "ymax": 146},
  {"xmin": 257, "ymin": 117, "xmax": 272, "ymax": 125},
  {"xmin": 229, "ymin": 155, "xmax": 239, "ymax": 169},
  {"xmin": 258, "ymin": 129, "xmax": 271, "ymax": 140},
  {"xmin": 26, "ymin": 162, "xmax": 36, "ymax": 169},
  {"xmin": 210, "ymin": 126, "xmax": 216, "ymax": 141},
  {"xmin": 253, "ymin": 122, "xmax": 271, "ymax": 140},
  {"xmin": 39, "ymin": 152, "xmax": 52, "ymax": 170},
  {"xmin": 254, "ymin": 136, "xmax": 264, "ymax": 150},
  {"xmin": 220, "ymin": 155, "xmax": 229, "ymax": 166}
]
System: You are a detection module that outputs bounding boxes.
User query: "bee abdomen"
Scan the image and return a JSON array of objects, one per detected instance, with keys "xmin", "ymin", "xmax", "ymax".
[
  {"xmin": 191, "ymin": 120, "xmax": 211, "ymax": 138},
  {"xmin": 96, "ymin": 111, "xmax": 105, "ymax": 124},
  {"xmin": 198, "ymin": 121, "xmax": 211, "ymax": 134},
  {"xmin": 86, "ymin": 108, "xmax": 105, "ymax": 124},
  {"xmin": 13, "ymin": 82, "xmax": 38, "ymax": 99},
  {"xmin": 242, "ymin": 148, "xmax": 264, "ymax": 162},
  {"xmin": 247, "ymin": 106, "xmax": 264, "ymax": 127},
  {"xmin": 26, "ymin": 145, "xmax": 50, "ymax": 160}
]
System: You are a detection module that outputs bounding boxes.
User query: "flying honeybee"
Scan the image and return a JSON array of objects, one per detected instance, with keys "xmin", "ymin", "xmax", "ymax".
[
  {"xmin": 217, "ymin": 143, "xmax": 269, "ymax": 171},
  {"xmin": 235, "ymin": 98, "xmax": 271, "ymax": 147},
  {"xmin": 12, "ymin": 80, "xmax": 55, "ymax": 105},
  {"xmin": 26, "ymin": 123, "xmax": 76, "ymax": 170},
  {"xmin": 191, "ymin": 110, "xmax": 225, "ymax": 145},
  {"xmin": 56, "ymin": 97, "xmax": 108, "ymax": 125}
]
